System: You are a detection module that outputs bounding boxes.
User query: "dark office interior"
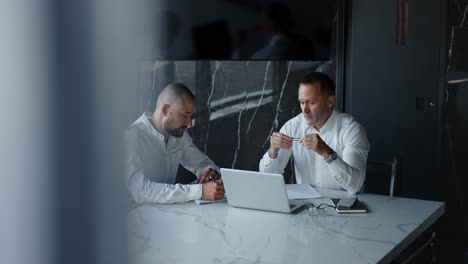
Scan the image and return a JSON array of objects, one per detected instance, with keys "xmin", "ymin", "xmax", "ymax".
[{"xmin": 2, "ymin": 0, "xmax": 467, "ymax": 264}]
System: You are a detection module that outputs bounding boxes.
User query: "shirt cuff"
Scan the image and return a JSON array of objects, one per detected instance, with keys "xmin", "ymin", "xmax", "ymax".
[
  {"xmin": 186, "ymin": 184, "xmax": 203, "ymax": 200},
  {"xmin": 198, "ymin": 165, "xmax": 220, "ymax": 176},
  {"xmin": 262, "ymin": 152, "xmax": 275, "ymax": 166},
  {"xmin": 210, "ymin": 165, "xmax": 221, "ymax": 175},
  {"xmin": 326, "ymin": 155, "xmax": 348, "ymax": 184}
]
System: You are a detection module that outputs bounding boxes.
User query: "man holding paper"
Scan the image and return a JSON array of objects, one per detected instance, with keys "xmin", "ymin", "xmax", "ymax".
[{"xmin": 259, "ymin": 72, "xmax": 370, "ymax": 194}]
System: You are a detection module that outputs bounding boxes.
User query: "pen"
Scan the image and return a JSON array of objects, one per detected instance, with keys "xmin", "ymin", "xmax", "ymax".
[{"xmin": 291, "ymin": 137, "xmax": 301, "ymax": 141}]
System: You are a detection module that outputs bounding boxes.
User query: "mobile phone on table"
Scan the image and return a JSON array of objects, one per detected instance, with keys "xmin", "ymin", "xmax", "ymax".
[{"xmin": 336, "ymin": 198, "xmax": 356, "ymax": 208}]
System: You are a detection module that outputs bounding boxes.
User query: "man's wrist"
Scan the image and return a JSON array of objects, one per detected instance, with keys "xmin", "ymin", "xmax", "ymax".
[
  {"xmin": 268, "ymin": 148, "xmax": 279, "ymax": 159},
  {"xmin": 324, "ymin": 148, "xmax": 338, "ymax": 164},
  {"xmin": 189, "ymin": 183, "xmax": 203, "ymax": 200},
  {"xmin": 323, "ymin": 148, "xmax": 332, "ymax": 160}
]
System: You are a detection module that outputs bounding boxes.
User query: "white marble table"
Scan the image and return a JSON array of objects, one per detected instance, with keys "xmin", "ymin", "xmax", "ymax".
[{"xmin": 127, "ymin": 188, "xmax": 444, "ymax": 264}]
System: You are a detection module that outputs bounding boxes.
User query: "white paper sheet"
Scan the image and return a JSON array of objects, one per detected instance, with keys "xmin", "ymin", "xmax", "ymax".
[
  {"xmin": 286, "ymin": 184, "xmax": 323, "ymax": 199},
  {"xmin": 194, "ymin": 197, "xmax": 227, "ymax": 205}
]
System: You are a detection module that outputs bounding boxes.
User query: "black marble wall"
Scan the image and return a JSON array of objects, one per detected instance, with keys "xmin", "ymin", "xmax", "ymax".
[
  {"xmin": 134, "ymin": 61, "xmax": 328, "ymax": 183},
  {"xmin": 448, "ymin": 0, "xmax": 468, "ymax": 71},
  {"xmin": 444, "ymin": 0, "xmax": 468, "ymax": 246}
]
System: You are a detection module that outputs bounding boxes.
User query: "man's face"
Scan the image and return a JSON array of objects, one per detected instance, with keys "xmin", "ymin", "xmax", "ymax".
[
  {"xmin": 298, "ymin": 83, "xmax": 334, "ymax": 128},
  {"xmin": 163, "ymin": 97, "xmax": 194, "ymax": 138}
]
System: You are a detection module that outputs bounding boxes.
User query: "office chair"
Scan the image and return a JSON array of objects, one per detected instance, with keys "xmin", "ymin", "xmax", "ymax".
[{"xmin": 365, "ymin": 156, "xmax": 400, "ymax": 196}]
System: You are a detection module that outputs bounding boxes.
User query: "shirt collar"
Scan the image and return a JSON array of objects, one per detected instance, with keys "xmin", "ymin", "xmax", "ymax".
[
  {"xmin": 301, "ymin": 109, "xmax": 337, "ymax": 134},
  {"xmin": 142, "ymin": 112, "xmax": 166, "ymax": 142},
  {"xmin": 318, "ymin": 109, "xmax": 337, "ymax": 133}
]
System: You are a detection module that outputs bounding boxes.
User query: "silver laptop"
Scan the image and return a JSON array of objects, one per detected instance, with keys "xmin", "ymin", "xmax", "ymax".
[{"xmin": 221, "ymin": 168, "xmax": 307, "ymax": 214}]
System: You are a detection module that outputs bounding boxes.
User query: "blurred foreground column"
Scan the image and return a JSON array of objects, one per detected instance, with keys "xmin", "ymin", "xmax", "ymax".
[{"xmin": 1, "ymin": 0, "xmax": 148, "ymax": 263}]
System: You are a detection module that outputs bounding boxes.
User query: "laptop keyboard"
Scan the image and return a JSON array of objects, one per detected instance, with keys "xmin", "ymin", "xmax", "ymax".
[{"xmin": 289, "ymin": 204, "xmax": 295, "ymax": 209}]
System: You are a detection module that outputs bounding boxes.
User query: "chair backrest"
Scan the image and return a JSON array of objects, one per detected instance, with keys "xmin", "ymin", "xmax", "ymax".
[{"xmin": 365, "ymin": 157, "xmax": 400, "ymax": 196}]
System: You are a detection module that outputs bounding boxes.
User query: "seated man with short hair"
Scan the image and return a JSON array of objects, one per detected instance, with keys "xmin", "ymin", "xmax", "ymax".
[
  {"xmin": 259, "ymin": 72, "xmax": 370, "ymax": 194},
  {"xmin": 125, "ymin": 82, "xmax": 224, "ymax": 205}
]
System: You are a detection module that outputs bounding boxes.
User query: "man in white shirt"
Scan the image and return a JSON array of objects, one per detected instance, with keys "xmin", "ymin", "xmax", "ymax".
[
  {"xmin": 125, "ymin": 83, "xmax": 224, "ymax": 205},
  {"xmin": 259, "ymin": 72, "xmax": 370, "ymax": 194}
]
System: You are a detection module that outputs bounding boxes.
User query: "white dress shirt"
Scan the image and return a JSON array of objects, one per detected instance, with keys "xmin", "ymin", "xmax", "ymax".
[
  {"xmin": 259, "ymin": 109, "xmax": 370, "ymax": 194},
  {"xmin": 125, "ymin": 113, "xmax": 219, "ymax": 205}
]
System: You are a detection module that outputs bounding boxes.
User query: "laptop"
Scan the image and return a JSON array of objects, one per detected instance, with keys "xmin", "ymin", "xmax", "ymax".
[{"xmin": 221, "ymin": 168, "xmax": 307, "ymax": 214}]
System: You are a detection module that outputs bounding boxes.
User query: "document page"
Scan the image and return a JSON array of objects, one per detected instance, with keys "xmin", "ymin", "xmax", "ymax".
[{"xmin": 286, "ymin": 184, "xmax": 323, "ymax": 199}]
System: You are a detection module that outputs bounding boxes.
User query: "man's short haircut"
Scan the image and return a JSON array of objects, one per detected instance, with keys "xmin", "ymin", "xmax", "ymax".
[
  {"xmin": 156, "ymin": 82, "xmax": 195, "ymax": 108},
  {"xmin": 300, "ymin": 72, "xmax": 335, "ymax": 97}
]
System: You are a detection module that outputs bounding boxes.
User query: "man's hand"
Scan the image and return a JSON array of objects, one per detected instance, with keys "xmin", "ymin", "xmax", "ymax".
[
  {"xmin": 201, "ymin": 180, "xmax": 225, "ymax": 200},
  {"xmin": 300, "ymin": 134, "xmax": 333, "ymax": 158},
  {"xmin": 196, "ymin": 168, "xmax": 220, "ymax": 184},
  {"xmin": 268, "ymin": 132, "xmax": 293, "ymax": 158}
]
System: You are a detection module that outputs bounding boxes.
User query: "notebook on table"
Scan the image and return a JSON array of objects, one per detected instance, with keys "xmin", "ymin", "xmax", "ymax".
[{"xmin": 330, "ymin": 198, "xmax": 367, "ymax": 214}]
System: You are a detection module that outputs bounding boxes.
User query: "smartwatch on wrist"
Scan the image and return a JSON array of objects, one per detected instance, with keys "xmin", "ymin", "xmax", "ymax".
[{"xmin": 325, "ymin": 150, "xmax": 338, "ymax": 164}]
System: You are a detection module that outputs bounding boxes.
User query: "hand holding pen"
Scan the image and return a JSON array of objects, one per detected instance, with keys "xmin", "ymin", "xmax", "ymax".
[
  {"xmin": 268, "ymin": 132, "xmax": 296, "ymax": 158},
  {"xmin": 299, "ymin": 133, "xmax": 333, "ymax": 157},
  {"xmin": 196, "ymin": 168, "xmax": 221, "ymax": 184},
  {"xmin": 201, "ymin": 179, "xmax": 225, "ymax": 200},
  {"xmin": 198, "ymin": 169, "xmax": 224, "ymax": 200},
  {"xmin": 269, "ymin": 132, "xmax": 295, "ymax": 149},
  {"xmin": 269, "ymin": 132, "xmax": 317, "ymax": 158}
]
